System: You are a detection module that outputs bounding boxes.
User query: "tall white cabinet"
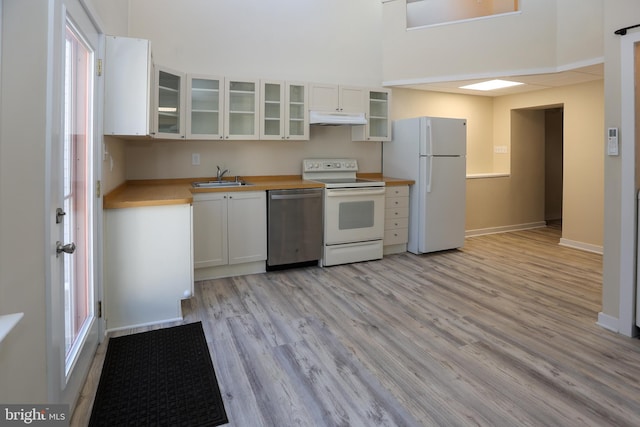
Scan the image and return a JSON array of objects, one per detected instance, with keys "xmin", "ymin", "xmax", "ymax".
[{"xmin": 104, "ymin": 36, "xmax": 153, "ymax": 137}]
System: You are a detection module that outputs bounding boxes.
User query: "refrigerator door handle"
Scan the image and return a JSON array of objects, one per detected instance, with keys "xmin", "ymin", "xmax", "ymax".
[
  {"xmin": 427, "ymin": 156, "xmax": 433, "ymax": 193},
  {"xmin": 428, "ymin": 122, "xmax": 433, "ymax": 156}
]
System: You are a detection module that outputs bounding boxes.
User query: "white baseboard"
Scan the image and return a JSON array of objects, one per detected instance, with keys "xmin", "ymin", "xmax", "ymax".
[
  {"xmin": 596, "ymin": 312, "xmax": 619, "ymax": 333},
  {"xmin": 465, "ymin": 222, "xmax": 546, "ymax": 237},
  {"xmin": 194, "ymin": 261, "xmax": 266, "ymax": 281},
  {"xmin": 106, "ymin": 316, "xmax": 184, "ymax": 335},
  {"xmin": 559, "ymin": 238, "xmax": 603, "ymax": 254}
]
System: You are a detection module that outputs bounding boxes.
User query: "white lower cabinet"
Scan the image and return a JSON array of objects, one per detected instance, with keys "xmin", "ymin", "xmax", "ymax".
[
  {"xmin": 104, "ymin": 204, "xmax": 193, "ymax": 331},
  {"xmin": 384, "ymin": 185, "xmax": 409, "ymax": 254},
  {"xmin": 193, "ymin": 191, "xmax": 267, "ymax": 279}
]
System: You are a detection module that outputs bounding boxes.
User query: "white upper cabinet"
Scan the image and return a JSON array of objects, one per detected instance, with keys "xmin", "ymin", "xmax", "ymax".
[
  {"xmin": 352, "ymin": 88, "xmax": 392, "ymax": 141},
  {"xmin": 104, "ymin": 36, "xmax": 153, "ymax": 137},
  {"xmin": 260, "ymin": 80, "xmax": 309, "ymax": 141},
  {"xmin": 154, "ymin": 66, "xmax": 186, "ymax": 139},
  {"xmin": 224, "ymin": 78, "xmax": 260, "ymax": 140},
  {"xmin": 103, "ymin": 36, "xmax": 390, "ymax": 142},
  {"xmin": 186, "ymin": 74, "xmax": 224, "ymax": 140},
  {"xmin": 309, "ymin": 83, "xmax": 366, "ymax": 114}
]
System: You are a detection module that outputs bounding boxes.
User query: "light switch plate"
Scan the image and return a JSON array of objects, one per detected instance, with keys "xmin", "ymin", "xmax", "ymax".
[{"xmin": 192, "ymin": 153, "xmax": 200, "ymax": 165}]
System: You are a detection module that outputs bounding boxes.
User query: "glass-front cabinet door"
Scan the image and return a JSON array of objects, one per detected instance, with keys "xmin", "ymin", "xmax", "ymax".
[
  {"xmin": 187, "ymin": 75, "xmax": 224, "ymax": 139},
  {"xmin": 260, "ymin": 81, "xmax": 283, "ymax": 140},
  {"xmin": 225, "ymin": 79, "xmax": 259, "ymax": 140},
  {"xmin": 154, "ymin": 66, "xmax": 185, "ymax": 139},
  {"xmin": 286, "ymin": 82, "xmax": 308, "ymax": 140},
  {"xmin": 352, "ymin": 88, "xmax": 391, "ymax": 142},
  {"xmin": 260, "ymin": 80, "xmax": 308, "ymax": 140},
  {"xmin": 367, "ymin": 89, "xmax": 391, "ymax": 141}
]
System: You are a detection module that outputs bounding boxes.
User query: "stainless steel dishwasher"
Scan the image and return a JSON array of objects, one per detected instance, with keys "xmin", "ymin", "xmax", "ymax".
[{"xmin": 267, "ymin": 188, "xmax": 323, "ymax": 269}]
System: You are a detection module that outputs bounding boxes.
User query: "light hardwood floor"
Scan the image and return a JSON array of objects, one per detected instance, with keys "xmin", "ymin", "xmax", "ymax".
[{"xmin": 72, "ymin": 227, "xmax": 640, "ymax": 426}]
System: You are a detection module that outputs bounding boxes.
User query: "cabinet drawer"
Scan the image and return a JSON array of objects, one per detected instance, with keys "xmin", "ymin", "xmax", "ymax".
[
  {"xmin": 384, "ymin": 228, "xmax": 408, "ymax": 245},
  {"xmin": 386, "ymin": 196, "xmax": 409, "ymax": 209},
  {"xmin": 385, "ymin": 217, "xmax": 408, "ymax": 230},
  {"xmin": 386, "ymin": 186, "xmax": 409, "ymax": 197},
  {"xmin": 386, "ymin": 207, "xmax": 409, "ymax": 219}
]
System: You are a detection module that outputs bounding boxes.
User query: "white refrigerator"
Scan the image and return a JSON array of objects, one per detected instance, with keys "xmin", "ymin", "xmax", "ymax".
[{"xmin": 383, "ymin": 116, "xmax": 467, "ymax": 254}]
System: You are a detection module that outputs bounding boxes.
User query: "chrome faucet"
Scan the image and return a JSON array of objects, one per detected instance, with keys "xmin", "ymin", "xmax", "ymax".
[{"xmin": 216, "ymin": 165, "xmax": 229, "ymax": 181}]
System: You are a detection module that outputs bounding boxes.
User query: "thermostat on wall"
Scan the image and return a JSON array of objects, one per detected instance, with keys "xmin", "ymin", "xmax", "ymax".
[{"xmin": 607, "ymin": 127, "xmax": 619, "ymax": 156}]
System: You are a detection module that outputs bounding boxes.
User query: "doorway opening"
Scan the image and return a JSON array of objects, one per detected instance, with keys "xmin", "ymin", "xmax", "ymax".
[
  {"xmin": 544, "ymin": 107, "xmax": 564, "ymax": 230},
  {"xmin": 511, "ymin": 104, "xmax": 564, "ymax": 236}
]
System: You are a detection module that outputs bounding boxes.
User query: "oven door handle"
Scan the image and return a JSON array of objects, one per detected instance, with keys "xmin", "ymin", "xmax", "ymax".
[{"xmin": 325, "ymin": 188, "xmax": 386, "ymax": 197}]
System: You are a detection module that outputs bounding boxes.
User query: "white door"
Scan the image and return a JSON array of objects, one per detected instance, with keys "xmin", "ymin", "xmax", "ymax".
[
  {"xmin": 48, "ymin": 0, "xmax": 102, "ymax": 408},
  {"xmin": 416, "ymin": 155, "xmax": 466, "ymax": 253},
  {"xmin": 423, "ymin": 117, "xmax": 467, "ymax": 156}
]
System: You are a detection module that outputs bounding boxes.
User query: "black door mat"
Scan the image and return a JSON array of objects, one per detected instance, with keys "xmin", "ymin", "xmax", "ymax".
[{"xmin": 89, "ymin": 322, "xmax": 228, "ymax": 426}]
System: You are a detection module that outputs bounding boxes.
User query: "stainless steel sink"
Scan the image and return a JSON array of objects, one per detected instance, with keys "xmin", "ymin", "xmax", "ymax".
[{"xmin": 192, "ymin": 181, "xmax": 251, "ymax": 188}]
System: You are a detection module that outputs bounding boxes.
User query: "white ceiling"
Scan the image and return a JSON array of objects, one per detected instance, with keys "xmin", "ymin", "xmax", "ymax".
[{"xmin": 392, "ymin": 63, "xmax": 604, "ymax": 97}]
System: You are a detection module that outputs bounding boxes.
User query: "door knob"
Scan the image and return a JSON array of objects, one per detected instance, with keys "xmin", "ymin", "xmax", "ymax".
[{"xmin": 56, "ymin": 241, "xmax": 76, "ymax": 257}]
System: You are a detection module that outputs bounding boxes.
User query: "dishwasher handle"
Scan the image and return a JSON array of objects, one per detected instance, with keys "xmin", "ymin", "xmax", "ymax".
[{"xmin": 270, "ymin": 192, "xmax": 323, "ymax": 200}]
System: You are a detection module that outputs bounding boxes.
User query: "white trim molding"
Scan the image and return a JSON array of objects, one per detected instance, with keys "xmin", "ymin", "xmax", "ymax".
[
  {"xmin": 617, "ymin": 31, "xmax": 640, "ymax": 337},
  {"xmin": 559, "ymin": 238, "xmax": 603, "ymax": 255},
  {"xmin": 597, "ymin": 312, "xmax": 619, "ymax": 333},
  {"xmin": 465, "ymin": 222, "xmax": 546, "ymax": 238}
]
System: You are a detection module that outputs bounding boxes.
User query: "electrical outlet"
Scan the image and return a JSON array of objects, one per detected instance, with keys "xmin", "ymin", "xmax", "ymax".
[{"xmin": 192, "ymin": 153, "xmax": 200, "ymax": 166}]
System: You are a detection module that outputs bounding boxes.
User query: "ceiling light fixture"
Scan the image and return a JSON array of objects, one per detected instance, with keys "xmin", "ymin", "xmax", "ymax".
[{"xmin": 460, "ymin": 79, "xmax": 525, "ymax": 91}]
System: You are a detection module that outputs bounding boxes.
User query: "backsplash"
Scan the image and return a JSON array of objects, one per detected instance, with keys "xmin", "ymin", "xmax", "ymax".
[{"xmin": 122, "ymin": 125, "xmax": 382, "ymax": 181}]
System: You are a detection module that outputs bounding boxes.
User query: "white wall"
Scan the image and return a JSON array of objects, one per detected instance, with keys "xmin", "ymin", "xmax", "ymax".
[
  {"xmin": 556, "ymin": 0, "xmax": 604, "ymax": 68},
  {"xmin": 383, "ymin": 0, "xmax": 603, "ymax": 85},
  {"xmin": 86, "ymin": 0, "xmax": 128, "ymax": 35},
  {"xmin": 0, "ymin": 0, "xmax": 51, "ymax": 403},
  {"xmin": 601, "ymin": 1, "xmax": 640, "ymax": 334},
  {"xmin": 127, "ymin": 0, "xmax": 383, "ymax": 87}
]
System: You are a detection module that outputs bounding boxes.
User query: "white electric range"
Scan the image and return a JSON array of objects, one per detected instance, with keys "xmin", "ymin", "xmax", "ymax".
[{"xmin": 303, "ymin": 159, "xmax": 386, "ymax": 266}]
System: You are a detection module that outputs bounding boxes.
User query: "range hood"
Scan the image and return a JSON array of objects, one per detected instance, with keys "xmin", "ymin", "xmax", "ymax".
[{"xmin": 309, "ymin": 111, "xmax": 367, "ymax": 126}]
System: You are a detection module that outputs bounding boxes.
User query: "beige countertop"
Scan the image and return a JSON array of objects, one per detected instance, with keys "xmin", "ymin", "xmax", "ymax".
[{"xmin": 103, "ymin": 175, "xmax": 414, "ymax": 209}]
